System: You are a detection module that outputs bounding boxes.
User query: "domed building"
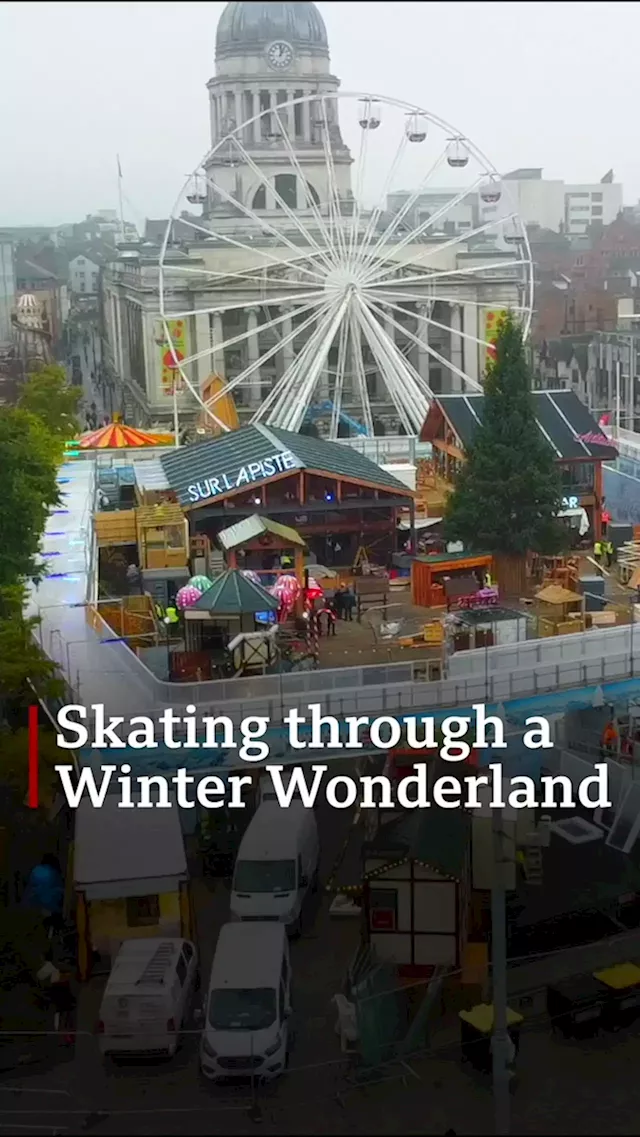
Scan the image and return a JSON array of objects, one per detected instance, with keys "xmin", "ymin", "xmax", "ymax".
[
  {"xmin": 101, "ymin": 3, "xmax": 526, "ymax": 436},
  {"xmin": 205, "ymin": 0, "xmax": 351, "ymax": 218}
]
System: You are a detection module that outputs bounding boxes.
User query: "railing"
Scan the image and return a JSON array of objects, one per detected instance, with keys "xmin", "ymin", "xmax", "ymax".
[{"xmin": 336, "ymin": 436, "xmax": 418, "ymax": 464}]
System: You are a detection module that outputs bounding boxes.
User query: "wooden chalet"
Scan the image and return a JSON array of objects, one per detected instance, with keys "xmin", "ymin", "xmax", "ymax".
[
  {"xmin": 363, "ymin": 808, "xmax": 470, "ymax": 978},
  {"xmin": 420, "ymin": 390, "xmax": 618, "ymax": 542},
  {"xmin": 158, "ymin": 425, "xmax": 415, "ymax": 567}
]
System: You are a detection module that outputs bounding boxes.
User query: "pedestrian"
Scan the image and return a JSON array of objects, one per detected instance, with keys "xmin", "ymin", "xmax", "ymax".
[
  {"xmin": 594, "ymin": 539, "xmax": 603, "ymax": 569},
  {"xmin": 605, "ymin": 539, "xmax": 615, "ymax": 568},
  {"xmin": 36, "ymin": 952, "xmax": 75, "ymax": 1030},
  {"xmin": 342, "ymin": 587, "xmax": 356, "ymax": 622},
  {"xmin": 333, "ymin": 586, "xmax": 345, "ymax": 620}
]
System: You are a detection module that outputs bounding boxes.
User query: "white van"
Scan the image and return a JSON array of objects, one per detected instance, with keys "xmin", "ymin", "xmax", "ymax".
[
  {"xmin": 231, "ymin": 802, "xmax": 319, "ymax": 935},
  {"xmin": 256, "ymin": 770, "xmax": 303, "ymax": 807},
  {"xmin": 98, "ymin": 938, "xmax": 198, "ymax": 1057},
  {"xmin": 200, "ymin": 922, "xmax": 291, "ymax": 1082}
]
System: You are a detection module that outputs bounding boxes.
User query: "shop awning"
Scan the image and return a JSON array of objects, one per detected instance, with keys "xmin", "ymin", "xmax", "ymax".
[
  {"xmin": 79, "ymin": 423, "xmax": 174, "ymax": 449},
  {"xmin": 218, "ymin": 514, "xmax": 307, "ymax": 551}
]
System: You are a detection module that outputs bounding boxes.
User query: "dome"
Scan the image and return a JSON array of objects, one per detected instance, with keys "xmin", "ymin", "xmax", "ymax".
[{"xmin": 216, "ymin": 2, "xmax": 328, "ymax": 58}]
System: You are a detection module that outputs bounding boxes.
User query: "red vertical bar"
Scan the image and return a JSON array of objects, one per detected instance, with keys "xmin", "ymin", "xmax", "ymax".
[{"xmin": 28, "ymin": 704, "xmax": 39, "ymax": 809}]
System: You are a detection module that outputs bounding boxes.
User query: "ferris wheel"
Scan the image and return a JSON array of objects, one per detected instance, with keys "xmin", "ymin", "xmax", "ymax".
[{"xmin": 159, "ymin": 91, "xmax": 534, "ymax": 440}]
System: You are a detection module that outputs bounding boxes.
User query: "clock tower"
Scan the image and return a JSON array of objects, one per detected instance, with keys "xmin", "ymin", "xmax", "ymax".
[{"xmin": 205, "ymin": 2, "xmax": 351, "ymax": 217}]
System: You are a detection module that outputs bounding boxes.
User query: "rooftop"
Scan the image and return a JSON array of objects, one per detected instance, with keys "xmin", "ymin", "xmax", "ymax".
[
  {"xmin": 74, "ymin": 796, "xmax": 187, "ymax": 897},
  {"xmin": 421, "ymin": 390, "xmax": 618, "ymax": 462},
  {"xmin": 160, "ymin": 424, "xmax": 412, "ymax": 509}
]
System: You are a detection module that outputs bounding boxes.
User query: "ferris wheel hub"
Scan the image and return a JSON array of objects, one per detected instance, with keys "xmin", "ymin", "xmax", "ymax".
[{"xmin": 323, "ymin": 265, "xmax": 365, "ymax": 298}]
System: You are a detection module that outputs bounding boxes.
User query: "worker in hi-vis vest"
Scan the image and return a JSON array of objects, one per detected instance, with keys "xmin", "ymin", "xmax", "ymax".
[{"xmin": 164, "ymin": 604, "xmax": 179, "ymax": 625}]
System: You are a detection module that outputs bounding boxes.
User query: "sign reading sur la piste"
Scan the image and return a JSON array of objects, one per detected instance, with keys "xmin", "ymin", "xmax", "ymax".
[{"xmin": 187, "ymin": 450, "xmax": 300, "ymax": 503}]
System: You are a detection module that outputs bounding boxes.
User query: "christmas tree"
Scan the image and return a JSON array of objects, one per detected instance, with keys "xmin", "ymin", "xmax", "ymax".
[{"xmin": 444, "ymin": 312, "xmax": 564, "ymax": 564}]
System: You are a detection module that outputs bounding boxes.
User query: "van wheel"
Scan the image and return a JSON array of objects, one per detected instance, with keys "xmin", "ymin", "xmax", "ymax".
[{"xmin": 289, "ymin": 916, "xmax": 302, "ymax": 938}]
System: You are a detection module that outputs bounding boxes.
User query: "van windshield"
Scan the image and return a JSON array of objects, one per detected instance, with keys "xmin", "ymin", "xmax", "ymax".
[
  {"xmin": 234, "ymin": 859, "xmax": 296, "ymax": 893},
  {"xmin": 209, "ymin": 987, "xmax": 276, "ymax": 1031}
]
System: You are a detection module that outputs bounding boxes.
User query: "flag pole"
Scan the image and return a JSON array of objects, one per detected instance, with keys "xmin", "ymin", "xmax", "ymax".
[{"xmin": 117, "ymin": 155, "xmax": 125, "ymax": 243}]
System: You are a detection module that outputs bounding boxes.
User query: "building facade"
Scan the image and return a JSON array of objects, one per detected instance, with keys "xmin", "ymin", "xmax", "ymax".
[
  {"xmin": 0, "ymin": 233, "xmax": 16, "ymax": 346},
  {"xmin": 474, "ymin": 168, "xmax": 623, "ymax": 237},
  {"xmin": 101, "ymin": 1, "xmax": 525, "ymax": 429}
]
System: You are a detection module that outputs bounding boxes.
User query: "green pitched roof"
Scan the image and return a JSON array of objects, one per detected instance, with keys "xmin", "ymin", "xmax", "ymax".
[
  {"xmin": 218, "ymin": 514, "xmax": 306, "ymax": 551},
  {"xmin": 365, "ymin": 807, "xmax": 469, "ymax": 881},
  {"xmin": 190, "ymin": 569, "xmax": 279, "ymax": 614},
  {"xmin": 160, "ymin": 423, "xmax": 411, "ymax": 508}
]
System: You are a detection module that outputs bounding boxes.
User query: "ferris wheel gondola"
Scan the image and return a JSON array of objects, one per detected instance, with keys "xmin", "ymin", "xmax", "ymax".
[{"xmin": 160, "ymin": 91, "xmax": 533, "ymax": 442}]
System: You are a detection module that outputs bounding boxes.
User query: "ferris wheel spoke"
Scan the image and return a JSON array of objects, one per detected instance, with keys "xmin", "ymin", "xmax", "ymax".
[
  {"xmin": 255, "ymin": 300, "xmax": 336, "ymax": 421},
  {"xmin": 330, "ymin": 320, "xmax": 350, "ymax": 438},
  {"xmin": 370, "ymin": 290, "xmax": 532, "ymax": 314},
  {"xmin": 348, "ymin": 308, "xmax": 374, "ymax": 435},
  {"xmin": 356, "ymin": 147, "xmax": 448, "ymax": 276},
  {"xmin": 367, "ymin": 259, "xmax": 531, "ymax": 293},
  {"xmin": 164, "ymin": 290, "xmax": 327, "ymax": 320},
  {"xmin": 351, "ymin": 131, "xmax": 409, "ymax": 274},
  {"xmin": 200, "ymin": 169, "xmax": 329, "ymax": 281},
  {"xmin": 365, "ymin": 294, "xmax": 483, "ymax": 393},
  {"xmin": 280, "ymin": 297, "xmax": 350, "ymax": 432},
  {"xmin": 346, "ymin": 108, "xmax": 371, "ymax": 273},
  {"xmin": 355, "ymin": 298, "xmax": 430, "ymax": 431},
  {"xmin": 381, "ymin": 296, "xmax": 493, "ymax": 360},
  {"xmin": 361, "ymin": 176, "xmax": 484, "ymax": 286},
  {"xmin": 175, "ymin": 214, "xmax": 328, "ymax": 287},
  {"xmin": 206, "ymin": 301, "xmax": 332, "ymax": 419},
  {"xmin": 177, "ymin": 298, "xmax": 325, "ymax": 371},
  {"xmin": 362, "ymin": 213, "xmax": 522, "ymax": 293},
  {"xmin": 271, "ymin": 105, "xmax": 336, "ymax": 262},
  {"xmin": 319, "ymin": 96, "xmax": 348, "ymax": 263},
  {"xmin": 228, "ymin": 135, "xmax": 336, "ymax": 272}
]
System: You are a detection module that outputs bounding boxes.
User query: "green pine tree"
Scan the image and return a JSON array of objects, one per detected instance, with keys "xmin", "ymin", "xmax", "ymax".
[{"xmin": 444, "ymin": 313, "xmax": 565, "ymax": 558}]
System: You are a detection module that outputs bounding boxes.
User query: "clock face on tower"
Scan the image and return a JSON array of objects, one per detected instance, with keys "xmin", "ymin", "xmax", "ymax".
[{"xmin": 266, "ymin": 40, "xmax": 294, "ymax": 70}]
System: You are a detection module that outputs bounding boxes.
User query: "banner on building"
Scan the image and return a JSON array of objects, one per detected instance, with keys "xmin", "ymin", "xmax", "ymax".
[
  {"xmin": 483, "ymin": 309, "xmax": 508, "ymax": 363},
  {"xmin": 160, "ymin": 320, "xmax": 188, "ymax": 394}
]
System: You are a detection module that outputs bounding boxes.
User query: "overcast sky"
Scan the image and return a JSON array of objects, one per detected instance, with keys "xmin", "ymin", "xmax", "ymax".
[{"xmin": 2, "ymin": 0, "xmax": 638, "ymax": 228}]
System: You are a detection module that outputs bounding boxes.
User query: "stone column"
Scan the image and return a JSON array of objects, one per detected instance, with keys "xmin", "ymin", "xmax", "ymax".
[
  {"xmin": 195, "ymin": 312, "xmax": 212, "ymax": 389},
  {"xmin": 462, "ymin": 303, "xmax": 479, "ymax": 385},
  {"xmin": 211, "ymin": 312, "xmax": 225, "ymax": 379},
  {"xmin": 302, "ymin": 92, "xmax": 312, "ymax": 143},
  {"xmin": 234, "ymin": 88, "xmax": 242, "ymax": 135},
  {"xmin": 449, "ymin": 304, "xmax": 464, "ymax": 392},
  {"xmin": 247, "ymin": 307, "xmax": 261, "ymax": 405},
  {"xmin": 281, "ymin": 307, "xmax": 294, "ymax": 378}
]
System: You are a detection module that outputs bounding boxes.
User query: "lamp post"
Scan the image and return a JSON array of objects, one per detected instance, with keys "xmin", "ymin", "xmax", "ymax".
[{"xmin": 491, "ymin": 702, "xmax": 511, "ymax": 1137}]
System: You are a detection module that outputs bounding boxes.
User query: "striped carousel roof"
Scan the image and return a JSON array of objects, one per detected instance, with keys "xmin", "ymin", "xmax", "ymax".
[{"xmin": 78, "ymin": 423, "xmax": 174, "ymax": 450}]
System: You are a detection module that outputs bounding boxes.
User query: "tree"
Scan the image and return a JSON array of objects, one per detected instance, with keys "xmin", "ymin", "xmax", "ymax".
[
  {"xmin": 0, "ymin": 407, "xmax": 61, "ymax": 587},
  {"xmin": 18, "ymin": 363, "xmax": 81, "ymax": 445},
  {"xmin": 444, "ymin": 313, "xmax": 565, "ymax": 566},
  {"xmin": 0, "ymin": 586, "xmax": 63, "ymax": 711}
]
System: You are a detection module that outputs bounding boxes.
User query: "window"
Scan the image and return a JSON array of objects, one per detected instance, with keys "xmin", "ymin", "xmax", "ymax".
[
  {"xmin": 252, "ymin": 185, "xmax": 266, "ymax": 210},
  {"xmin": 592, "ymin": 206, "xmax": 603, "ymax": 217},
  {"xmin": 592, "ymin": 192, "xmax": 603, "ymax": 202},
  {"xmin": 126, "ymin": 895, "xmax": 160, "ymax": 927},
  {"xmin": 233, "ymin": 859, "xmax": 296, "ymax": 892},
  {"xmin": 369, "ymin": 887, "xmax": 398, "ymax": 931},
  {"xmin": 274, "ymin": 173, "xmax": 297, "ymax": 210},
  {"xmin": 176, "ymin": 954, "xmax": 187, "ymax": 986},
  {"xmin": 208, "ymin": 988, "xmax": 276, "ymax": 1031}
]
